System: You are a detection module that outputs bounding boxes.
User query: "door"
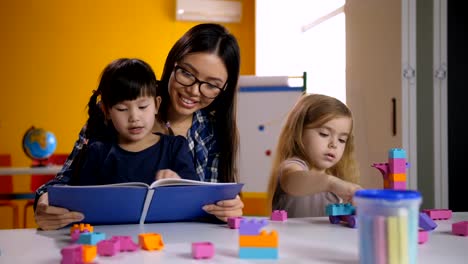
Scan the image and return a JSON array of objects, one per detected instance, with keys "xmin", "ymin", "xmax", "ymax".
[{"xmin": 345, "ymin": 0, "xmax": 408, "ymax": 188}]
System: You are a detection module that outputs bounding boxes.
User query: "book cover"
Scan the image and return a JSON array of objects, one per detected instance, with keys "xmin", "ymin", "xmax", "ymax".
[{"xmin": 47, "ymin": 179, "xmax": 244, "ymax": 225}]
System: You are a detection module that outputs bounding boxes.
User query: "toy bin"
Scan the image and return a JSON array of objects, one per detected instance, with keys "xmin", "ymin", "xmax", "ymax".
[{"xmin": 354, "ymin": 189, "xmax": 422, "ymax": 264}]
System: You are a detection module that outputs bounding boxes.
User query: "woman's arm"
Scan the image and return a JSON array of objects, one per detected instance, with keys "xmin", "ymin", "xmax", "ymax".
[{"xmin": 34, "ymin": 125, "xmax": 88, "ymax": 209}]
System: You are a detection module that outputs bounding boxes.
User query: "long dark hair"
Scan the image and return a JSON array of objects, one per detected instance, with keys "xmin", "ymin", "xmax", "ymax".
[{"xmin": 158, "ymin": 23, "xmax": 240, "ymax": 183}]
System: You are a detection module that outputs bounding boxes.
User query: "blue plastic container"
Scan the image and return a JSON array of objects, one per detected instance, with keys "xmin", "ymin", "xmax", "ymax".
[{"xmin": 354, "ymin": 189, "xmax": 422, "ymax": 264}]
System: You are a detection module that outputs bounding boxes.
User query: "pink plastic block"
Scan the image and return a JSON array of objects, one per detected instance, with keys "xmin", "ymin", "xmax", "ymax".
[
  {"xmin": 227, "ymin": 217, "xmax": 243, "ymax": 229},
  {"xmin": 271, "ymin": 210, "xmax": 288, "ymax": 222},
  {"xmin": 390, "ymin": 181, "xmax": 406, "ymax": 190},
  {"xmin": 97, "ymin": 238, "xmax": 120, "ymax": 256},
  {"xmin": 388, "ymin": 158, "xmax": 406, "ymax": 174},
  {"xmin": 452, "ymin": 221, "xmax": 468, "ymax": 236},
  {"xmin": 422, "ymin": 209, "xmax": 452, "ymax": 220},
  {"xmin": 192, "ymin": 242, "xmax": 215, "ymax": 259},
  {"xmin": 112, "ymin": 236, "xmax": 139, "ymax": 251},
  {"xmin": 418, "ymin": 230, "xmax": 429, "ymax": 244},
  {"xmin": 371, "ymin": 163, "xmax": 389, "ymax": 179},
  {"xmin": 61, "ymin": 245, "xmax": 83, "ymax": 264}
]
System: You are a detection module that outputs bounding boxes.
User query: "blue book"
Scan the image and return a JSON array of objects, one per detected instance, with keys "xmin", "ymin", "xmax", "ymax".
[{"xmin": 48, "ymin": 179, "xmax": 244, "ymax": 225}]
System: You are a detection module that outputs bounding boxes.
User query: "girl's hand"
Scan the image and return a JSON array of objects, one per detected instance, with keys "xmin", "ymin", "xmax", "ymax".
[
  {"xmin": 202, "ymin": 195, "xmax": 244, "ymax": 222},
  {"xmin": 328, "ymin": 176, "xmax": 363, "ymax": 204},
  {"xmin": 34, "ymin": 193, "xmax": 84, "ymax": 230},
  {"xmin": 155, "ymin": 169, "xmax": 181, "ymax": 180}
]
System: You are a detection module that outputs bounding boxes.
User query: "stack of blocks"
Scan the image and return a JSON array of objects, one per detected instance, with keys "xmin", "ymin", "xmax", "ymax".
[
  {"xmin": 238, "ymin": 219, "xmax": 278, "ymax": 259},
  {"xmin": 372, "ymin": 148, "xmax": 407, "ymax": 190}
]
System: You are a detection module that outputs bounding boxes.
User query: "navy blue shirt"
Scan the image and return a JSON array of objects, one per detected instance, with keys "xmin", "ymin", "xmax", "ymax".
[{"xmin": 76, "ymin": 133, "xmax": 198, "ymax": 185}]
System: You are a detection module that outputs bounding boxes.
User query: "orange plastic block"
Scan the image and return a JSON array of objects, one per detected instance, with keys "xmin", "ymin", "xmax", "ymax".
[
  {"xmin": 138, "ymin": 233, "xmax": 165, "ymax": 251},
  {"xmin": 389, "ymin": 173, "xmax": 406, "ymax": 181},
  {"xmin": 70, "ymin": 223, "xmax": 94, "ymax": 235},
  {"xmin": 82, "ymin": 245, "xmax": 97, "ymax": 263},
  {"xmin": 383, "ymin": 179, "xmax": 390, "ymax": 189},
  {"xmin": 239, "ymin": 230, "xmax": 278, "ymax": 248}
]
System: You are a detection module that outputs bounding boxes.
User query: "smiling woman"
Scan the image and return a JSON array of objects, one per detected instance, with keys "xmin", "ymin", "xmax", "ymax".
[{"xmin": 34, "ymin": 23, "xmax": 244, "ymax": 230}]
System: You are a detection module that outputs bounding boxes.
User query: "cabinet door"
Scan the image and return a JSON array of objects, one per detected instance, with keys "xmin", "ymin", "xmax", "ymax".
[{"xmin": 345, "ymin": 0, "xmax": 403, "ymax": 188}]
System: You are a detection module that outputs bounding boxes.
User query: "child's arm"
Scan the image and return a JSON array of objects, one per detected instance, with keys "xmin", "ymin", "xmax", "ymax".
[{"xmin": 280, "ymin": 163, "xmax": 362, "ymax": 203}]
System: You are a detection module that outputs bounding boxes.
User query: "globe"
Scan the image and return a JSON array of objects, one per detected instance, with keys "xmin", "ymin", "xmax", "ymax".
[{"xmin": 22, "ymin": 126, "xmax": 57, "ymax": 161}]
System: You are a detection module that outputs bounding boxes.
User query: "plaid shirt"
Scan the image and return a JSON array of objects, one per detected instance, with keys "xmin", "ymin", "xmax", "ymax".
[{"xmin": 35, "ymin": 110, "xmax": 220, "ymax": 199}]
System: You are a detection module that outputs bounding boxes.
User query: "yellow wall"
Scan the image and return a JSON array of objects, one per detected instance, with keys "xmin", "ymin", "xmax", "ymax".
[{"xmin": 0, "ymin": 0, "xmax": 255, "ymax": 228}]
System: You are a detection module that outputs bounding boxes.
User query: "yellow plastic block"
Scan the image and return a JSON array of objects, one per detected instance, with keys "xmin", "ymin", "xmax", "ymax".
[
  {"xmin": 389, "ymin": 173, "xmax": 406, "ymax": 181},
  {"xmin": 82, "ymin": 245, "xmax": 97, "ymax": 263},
  {"xmin": 239, "ymin": 230, "xmax": 278, "ymax": 248},
  {"xmin": 138, "ymin": 233, "xmax": 165, "ymax": 250}
]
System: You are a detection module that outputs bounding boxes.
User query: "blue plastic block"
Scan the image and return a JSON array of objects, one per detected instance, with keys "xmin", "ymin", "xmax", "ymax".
[
  {"xmin": 77, "ymin": 232, "xmax": 106, "ymax": 245},
  {"xmin": 325, "ymin": 203, "xmax": 355, "ymax": 216},
  {"xmin": 388, "ymin": 148, "xmax": 406, "ymax": 159},
  {"xmin": 239, "ymin": 247, "xmax": 278, "ymax": 259},
  {"xmin": 419, "ymin": 212, "xmax": 437, "ymax": 231}
]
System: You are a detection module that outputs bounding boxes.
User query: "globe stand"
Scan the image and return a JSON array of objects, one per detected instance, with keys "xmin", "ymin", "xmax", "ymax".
[{"xmin": 32, "ymin": 159, "xmax": 49, "ymax": 167}]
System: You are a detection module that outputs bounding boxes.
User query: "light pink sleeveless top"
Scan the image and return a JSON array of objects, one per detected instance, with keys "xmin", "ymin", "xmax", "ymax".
[{"xmin": 272, "ymin": 157, "xmax": 341, "ymax": 217}]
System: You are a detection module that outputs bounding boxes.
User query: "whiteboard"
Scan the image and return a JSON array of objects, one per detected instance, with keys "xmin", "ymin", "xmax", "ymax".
[{"xmin": 237, "ymin": 85, "xmax": 304, "ymax": 193}]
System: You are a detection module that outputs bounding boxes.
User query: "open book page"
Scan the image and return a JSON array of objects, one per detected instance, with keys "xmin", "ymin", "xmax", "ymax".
[
  {"xmin": 148, "ymin": 178, "xmax": 239, "ymax": 189},
  {"xmin": 52, "ymin": 182, "xmax": 151, "ymax": 188}
]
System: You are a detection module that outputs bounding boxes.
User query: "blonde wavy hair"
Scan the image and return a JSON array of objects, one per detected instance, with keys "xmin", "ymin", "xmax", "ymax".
[{"xmin": 266, "ymin": 94, "xmax": 360, "ymax": 208}]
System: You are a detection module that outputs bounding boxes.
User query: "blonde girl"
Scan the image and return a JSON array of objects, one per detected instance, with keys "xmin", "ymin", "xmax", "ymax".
[{"xmin": 267, "ymin": 94, "xmax": 362, "ymax": 217}]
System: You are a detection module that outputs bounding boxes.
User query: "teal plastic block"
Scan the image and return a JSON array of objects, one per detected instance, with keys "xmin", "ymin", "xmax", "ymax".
[
  {"xmin": 239, "ymin": 247, "xmax": 278, "ymax": 259},
  {"xmin": 77, "ymin": 232, "xmax": 106, "ymax": 245},
  {"xmin": 325, "ymin": 203, "xmax": 355, "ymax": 216},
  {"xmin": 388, "ymin": 148, "xmax": 406, "ymax": 159}
]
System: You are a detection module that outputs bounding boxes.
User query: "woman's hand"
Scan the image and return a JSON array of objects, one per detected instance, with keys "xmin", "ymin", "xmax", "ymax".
[
  {"xmin": 202, "ymin": 195, "xmax": 244, "ymax": 222},
  {"xmin": 328, "ymin": 176, "xmax": 363, "ymax": 204},
  {"xmin": 34, "ymin": 193, "xmax": 84, "ymax": 230},
  {"xmin": 155, "ymin": 169, "xmax": 181, "ymax": 180}
]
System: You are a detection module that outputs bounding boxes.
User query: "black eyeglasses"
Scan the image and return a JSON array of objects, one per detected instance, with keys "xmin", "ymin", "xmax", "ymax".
[{"xmin": 173, "ymin": 65, "xmax": 225, "ymax": 99}]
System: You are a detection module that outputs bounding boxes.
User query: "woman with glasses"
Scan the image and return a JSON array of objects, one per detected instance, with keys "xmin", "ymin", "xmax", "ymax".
[{"xmin": 34, "ymin": 23, "xmax": 243, "ymax": 230}]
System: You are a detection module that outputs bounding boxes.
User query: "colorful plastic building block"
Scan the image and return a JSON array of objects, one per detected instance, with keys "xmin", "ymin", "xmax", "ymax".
[
  {"xmin": 138, "ymin": 233, "xmax": 164, "ymax": 250},
  {"xmin": 452, "ymin": 221, "xmax": 468, "ymax": 236},
  {"xmin": 239, "ymin": 219, "xmax": 268, "ymax": 235},
  {"xmin": 326, "ymin": 203, "xmax": 355, "ymax": 216},
  {"xmin": 238, "ymin": 247, "xmax": 278, "ymax": 259},
  {"xmin": 325, "ymin": 203, "xmax": 357, "ymax": 228},
  {"xmin": 192, "ymin": 242, "xmax": 215, "ymax": 259},
  {"xmin": 97, "ymin": 238, "xmax": 120, "ymax": 256},
  {"xmin": 77, "ymin": 232, "xmax": 106, "ymax": 245},
  {"xmin": 422, "ymin": 209, "xmax": 452, "ymax": 220},
  {"xmin": 70, "ymin": 223, "xmax": 93, "ymax": 235},
  {"xmin": 270, "ymin": 210, "xmax": 287, "ymax": 222},
  {"xmin": 82, "ymin": 245, "xmax": 97, "ymax": 263},
  {"xmin": 418, "ymin": 230, "xmax": 429, "ymax": 244},
  {"xmin": 60, "ymin": 244, "xmax": 96, "ymax": 264},
  {"xmin": 239, "ymin": 230, "xmax": 278, "ymax": 247},
  {"xmin": 228, "ymin": 216, "xmax": 244, "ymax": 229},
  {"xmin": 419, "ymin": 212, "xmax": 437, "ymax": 231},
  {"xmin": 388, "ymin": 148, "xmax": 406, "ymax": 159},
  {"xmin": 112, "ymin": 236, "xmax": 139, "ymax": 252},
  {"xmin": 61, "ymin": 245, "xmax": 83, "ymax": 264}
]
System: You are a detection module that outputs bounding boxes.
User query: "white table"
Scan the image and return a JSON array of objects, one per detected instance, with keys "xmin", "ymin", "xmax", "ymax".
[
  {"xmin": 0, "ymin": 165, "xmax": 62, "ymax": 175},
  {"xmin": 0, "ymin": 213, "xmax": 467, "ymax": 263}
]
